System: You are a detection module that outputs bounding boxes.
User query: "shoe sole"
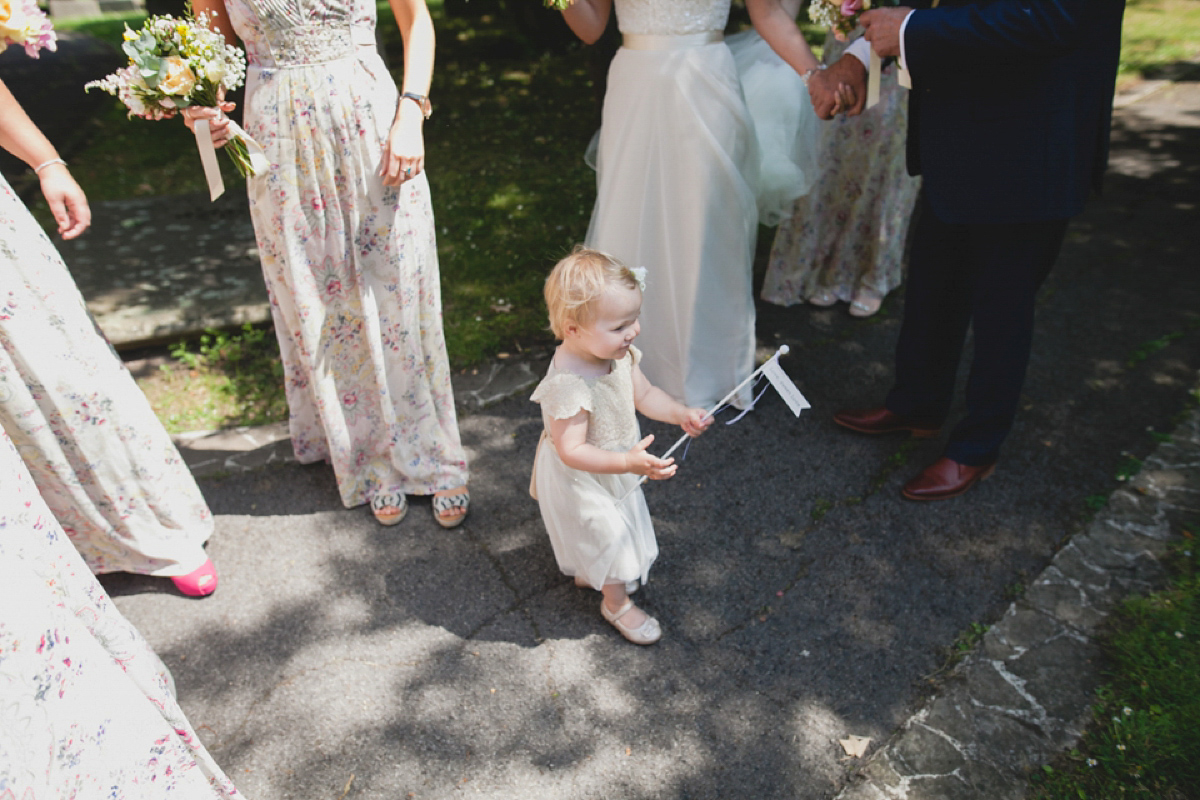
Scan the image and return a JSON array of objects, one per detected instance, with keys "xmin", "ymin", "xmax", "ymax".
[
  {"xmin": 834, "ymin": 418, "xmax": 941, "ymax": 439},
  {"xmin": 434, "ymin": 513, "xmax": 467, "ymax": 529},
  {"xmin": 901, "ymin": 464, "xmax": 996, "ymax": 501}
]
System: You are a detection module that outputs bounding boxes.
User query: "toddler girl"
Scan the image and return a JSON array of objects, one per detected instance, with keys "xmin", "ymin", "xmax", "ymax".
[{"xmin": 531, "ymin": 247, "xmax": 712, "ymax": 645}]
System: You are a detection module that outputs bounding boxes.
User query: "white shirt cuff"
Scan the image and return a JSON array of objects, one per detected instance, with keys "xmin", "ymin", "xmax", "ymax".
[
  {"xmin": 898, "ymin": 9, "xmax": 915, "ymax": 71},
  {"xmin": 845, "ymin": 37, "xmax": 871, "ymax": 67}
]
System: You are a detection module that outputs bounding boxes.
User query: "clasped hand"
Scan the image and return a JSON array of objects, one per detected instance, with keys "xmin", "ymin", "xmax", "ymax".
[{"xmin": 806, "ymin": 56, "xmax": 867, "ymax": 120}]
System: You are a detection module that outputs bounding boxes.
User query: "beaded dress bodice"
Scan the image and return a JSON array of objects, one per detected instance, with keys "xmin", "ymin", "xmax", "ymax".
[
  {"xmin": 614, "ymin": 0, "xmax": 730, "ymax": 35},
  {"xmin": 226, "ymin": 0, "xmax": 376, "ymax": 67}
]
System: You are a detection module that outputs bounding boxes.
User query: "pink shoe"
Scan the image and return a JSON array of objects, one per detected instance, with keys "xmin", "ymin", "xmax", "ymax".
[{"xmin": 171, "ymin": 558, "xmax": 218, "ymax": 597}]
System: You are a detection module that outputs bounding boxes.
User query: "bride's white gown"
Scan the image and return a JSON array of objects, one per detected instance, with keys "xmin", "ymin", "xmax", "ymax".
[{"xmin": 586, "ymin": 0, "xmax": 759, "ymax": 409}]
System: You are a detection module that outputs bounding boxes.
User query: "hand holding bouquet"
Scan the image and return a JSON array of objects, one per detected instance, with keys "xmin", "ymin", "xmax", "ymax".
[
  {"xmin": 86, "ymin": 6, "xmax": 266, "ymax": 197},
  {"xmin": 0, "ymin": 0, "xmax": 57, "ymax": 58}
]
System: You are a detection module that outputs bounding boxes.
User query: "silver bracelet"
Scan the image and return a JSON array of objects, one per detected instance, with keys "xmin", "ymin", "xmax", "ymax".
[
  {"xmin": 800, "ymin": 64, "xmax": 826, "ymax": 87},
  {"xmin": 33, "ymin": 158, "xmax": 66, "ymax": 174}
]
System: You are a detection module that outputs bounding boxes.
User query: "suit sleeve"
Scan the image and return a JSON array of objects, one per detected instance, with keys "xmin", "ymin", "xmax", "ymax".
[{"xmin": 905, "ymin": 0, "xmax": 1088, "ymax": 76}]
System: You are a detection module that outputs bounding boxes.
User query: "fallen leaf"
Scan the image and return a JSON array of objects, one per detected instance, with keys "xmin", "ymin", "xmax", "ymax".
[{"xmin": 839, "ymin": 735, "xmax": 871, "ymax": 758}]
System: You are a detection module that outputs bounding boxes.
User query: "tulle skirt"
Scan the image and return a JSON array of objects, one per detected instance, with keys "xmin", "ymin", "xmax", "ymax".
[
  {"xmin": 586, "ymin": 40, "xmax": 759, "ymax": 409},
  {"xmin": 532, "ymin": 433, "xmax": 657, "ymax": 589},
  {"xmin": 727, "ymin": 29, "xmax": 821, "ymax": 226}
]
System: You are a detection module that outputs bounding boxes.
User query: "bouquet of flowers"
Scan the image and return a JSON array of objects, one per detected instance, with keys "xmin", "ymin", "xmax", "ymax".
[
  {"xmin": 85, "ymin": 7, "xmax": 262, "ymax": 183},
  {"xmin": 0, "ymin": 0, "xmax": 57, "ymax": 58},
  {"xmin": 807, "ymin": 0, "xmax": 877, "ymax": 40}
]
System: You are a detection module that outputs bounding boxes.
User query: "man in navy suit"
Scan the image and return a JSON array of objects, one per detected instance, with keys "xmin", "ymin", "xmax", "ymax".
[{"xmin": 813, "ymin": 0, "xmax": 1125, "ymax": 500}]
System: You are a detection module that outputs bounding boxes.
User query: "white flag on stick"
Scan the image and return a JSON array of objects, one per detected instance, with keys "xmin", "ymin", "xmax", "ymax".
[
  {"xmin": 617, "ymin": 346, "xmax": 808, "ymax": 503},
  {"xmin": 760, "ymin": 356, "xmax": 810, "ymax": 416}
]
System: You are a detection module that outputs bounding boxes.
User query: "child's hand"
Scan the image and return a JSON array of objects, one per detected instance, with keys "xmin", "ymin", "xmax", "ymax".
[
  {"xmin": 680, "ymin": 408, "xmax": 713, "ymax": 438},
  {"xmin": 623, "ymin": 434, "xmax": 677, "ymax": 480}
]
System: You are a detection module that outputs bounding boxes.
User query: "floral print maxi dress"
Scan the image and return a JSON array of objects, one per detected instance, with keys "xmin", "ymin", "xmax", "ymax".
[
  {"xmin": 0, "ymin": 431, "xmax": 243, "ymax": 799},
  {"xmin": 761, "ymin": 35, "xmax": 922, "ymax": 307},
  {"xmin": 0, "ymin": 174, "xmax": 214, "ymax": 577},
  {"xmin": 227, "ymin": 0, "xmax": 468, "ymax": 508}
]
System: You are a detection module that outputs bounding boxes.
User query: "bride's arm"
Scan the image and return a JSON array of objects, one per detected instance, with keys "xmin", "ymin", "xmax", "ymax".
[
  {"xmin": 746, "ymin": 0, "xmax": 820, "ymax": 75},
  {"xmin": 561, "ymin": 0, "xmax": 612, "ymax": 45}
]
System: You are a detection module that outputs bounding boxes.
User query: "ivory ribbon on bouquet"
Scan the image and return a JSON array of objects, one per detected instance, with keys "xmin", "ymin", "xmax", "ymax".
[
  {"xmin": 866, "ymin": 47, "xmax": 882, "ymax": 109},
  {"xmin": 192, "ymin": 118, "xmax": 269, "ymax": 202},
  {"xmin": 617, "ymin": 345, "xmax": 810, "ymax": 503}
]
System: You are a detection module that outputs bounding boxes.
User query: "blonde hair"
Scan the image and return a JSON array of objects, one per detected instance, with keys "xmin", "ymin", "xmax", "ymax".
[{"xmin": 544, "ymin": 246, "xmax": 641, "ymax": 339}]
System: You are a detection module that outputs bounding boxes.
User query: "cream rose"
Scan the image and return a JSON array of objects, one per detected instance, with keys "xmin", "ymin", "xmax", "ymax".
[{"xmin": 159, "ymin": 55, "xmax": 197, "ymax": 96}]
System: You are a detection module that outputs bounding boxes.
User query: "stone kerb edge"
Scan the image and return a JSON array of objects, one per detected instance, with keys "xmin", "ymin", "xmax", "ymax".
[{"xmin": 833, "ymin": 406, "xmax": 1200, "ymax": 800}]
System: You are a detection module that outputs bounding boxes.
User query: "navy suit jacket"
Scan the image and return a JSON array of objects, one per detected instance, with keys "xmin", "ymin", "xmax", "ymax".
[{"xmin": 903, "ymin": 0, "xmax": 1125, "ymax": 224}]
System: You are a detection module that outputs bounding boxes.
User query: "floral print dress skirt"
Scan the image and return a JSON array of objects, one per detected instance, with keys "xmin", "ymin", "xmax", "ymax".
[
  {"xmin": 0, "ymin": 175, "xmax": 213, "ymax": 577},
  {"xmin": 762, "ymin": 35, "xmax": 922, "ymax": 307},
  {"xmin": 227, "ymin": 0, "xmax": 469, "ymax": 508},
  {"xmin": 0, "ymin": 431, "xmax": 242, "ymax": 798}
]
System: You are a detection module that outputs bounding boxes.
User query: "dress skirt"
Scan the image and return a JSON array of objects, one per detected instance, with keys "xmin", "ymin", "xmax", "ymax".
[
  {"xmin": 238, "ymin": 24, "xmax": 469, "ymax": 508},
  {"xmin": 0, "ymin": 431, "xmax": 241, "ymax": 798},
  {"xmin": 586, "ymin": 39, "xmax": 760, "ymax": 409},
  {"xmin": 0, "ymin": 175, "xmax": 213, "ymax": 577},
  {"xmin": 762, "ymin": 36, "xmax": 921, "ymax": 306},
  {"xmin": 532, "ymin": 434, "xmax": 657, "ymax": 589}
]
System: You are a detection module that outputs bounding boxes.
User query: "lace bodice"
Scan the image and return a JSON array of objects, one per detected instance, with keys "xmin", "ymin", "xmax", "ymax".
[
  {"xmin": 532, "ymin": 348, "xmax": 642, "ymax": 452},
  {"xmin": 226, "ymin": 0, "xmax": 377, "ymax": 67},
  {"xmin": 614, "ymin": 0, "xmax": 730, "ymax": 35}
]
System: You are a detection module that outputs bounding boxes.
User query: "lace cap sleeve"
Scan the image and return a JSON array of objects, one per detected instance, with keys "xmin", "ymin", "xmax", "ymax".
[{"xmin": 531, "ymin": 372, "xmax": 594, "ymax": 420}]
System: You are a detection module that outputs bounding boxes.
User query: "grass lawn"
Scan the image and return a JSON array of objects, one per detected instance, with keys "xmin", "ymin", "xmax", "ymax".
[{"xmin": 1120, "ymin": 0, "xmax": 1200, "ymax": 83}]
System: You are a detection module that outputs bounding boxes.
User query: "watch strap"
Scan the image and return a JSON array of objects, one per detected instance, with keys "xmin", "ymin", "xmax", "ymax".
[{"xmin": 401, "ymin": 91, "xmax": 432, "ymax": 119}]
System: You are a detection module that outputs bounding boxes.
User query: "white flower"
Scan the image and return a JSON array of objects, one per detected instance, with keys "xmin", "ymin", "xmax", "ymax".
[
  {"xmin": 204, "ymin": 59, "xmax": 225, "ymax": 83},
  {"xmin": 1123, "ymin": 706, "xmax": 1133, "ymax": 716},
  {"xmin": 1087, "ymin": 759, "xmax": 1097, "ymax": 767},
  {"xmin": 629, "ymin": 266, "xmax": 647, "ymax": 292},
  {"xmin": 1117, "ymin": 744, "xmax": 1126, "ymax": 752}
]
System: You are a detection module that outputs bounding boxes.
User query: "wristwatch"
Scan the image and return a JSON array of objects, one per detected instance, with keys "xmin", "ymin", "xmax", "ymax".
[{"xmin": 401, "ymin": 91, "xmax": 432, "ymax": 120}]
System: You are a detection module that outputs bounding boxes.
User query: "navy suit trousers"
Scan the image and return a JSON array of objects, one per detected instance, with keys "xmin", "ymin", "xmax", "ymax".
[{"xmin": 885, "ymin": 197, "xmax": 1068, "ymax": 466}]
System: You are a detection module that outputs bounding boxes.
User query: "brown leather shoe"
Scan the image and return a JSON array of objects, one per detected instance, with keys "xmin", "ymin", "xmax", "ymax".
[
  {"xmin": 833, "ymin": 407, "xmax": 941, "ymax": 438},
  {"xmin": 902, "ymin": 457, "xmax": 996, "ymax": 501}
]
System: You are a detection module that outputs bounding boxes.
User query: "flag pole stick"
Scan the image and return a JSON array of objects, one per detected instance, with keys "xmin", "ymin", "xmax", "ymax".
[{"xmin": 617, "ymin": 345, "xmax": 790, "ymax": 503}]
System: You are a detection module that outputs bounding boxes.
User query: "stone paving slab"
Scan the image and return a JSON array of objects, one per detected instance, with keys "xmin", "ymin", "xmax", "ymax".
[{"xmin": 58, "ymin": 191, "xmax": 270, "ymax": 347}]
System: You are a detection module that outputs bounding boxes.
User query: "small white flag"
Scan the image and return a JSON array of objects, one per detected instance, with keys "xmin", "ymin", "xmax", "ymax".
[{"xmin": 761, "ymin": 357, "xmax": 810, "ymax": 417}]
